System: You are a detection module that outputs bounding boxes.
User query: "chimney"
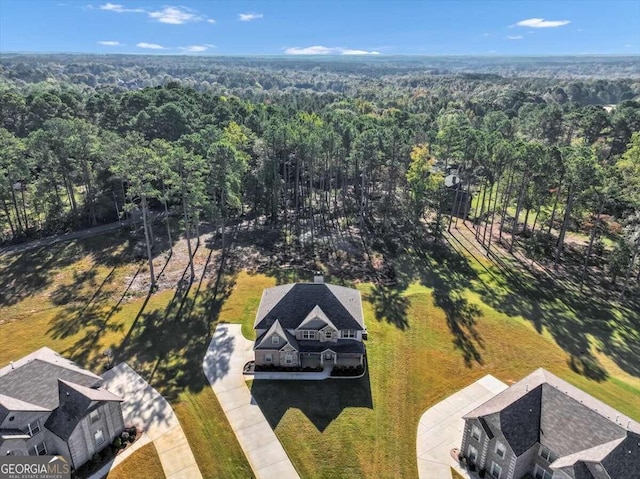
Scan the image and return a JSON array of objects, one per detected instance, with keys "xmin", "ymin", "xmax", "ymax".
[{"xmin": 313, "ymin": 272, "xmax": 324, "ymax": 284}]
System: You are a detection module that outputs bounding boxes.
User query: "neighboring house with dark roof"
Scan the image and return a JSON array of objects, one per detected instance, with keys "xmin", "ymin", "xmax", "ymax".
[
  {"xmin": 461, "ymin": 368, "xmax": 640, "ymax": 479},
  {"xmin": 253, "ymin": 275, "xmax": 366, "ymax": 369},
  {"xmin": 0, "ymin": 347, "xmax": 124, "ymax": 470}
]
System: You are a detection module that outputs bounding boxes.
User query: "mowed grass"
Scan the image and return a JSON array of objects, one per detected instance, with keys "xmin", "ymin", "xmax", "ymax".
[
  {"xmin": 107, "ymin": 443, "xmax": 164, "ymax": 479},
  {"xmin": 1, "ymin": 233, "xmax": 638, "ymax": 479},
  {"xmin": 0, "ymin": 236, "xmax": 253, "ymax": 479}
]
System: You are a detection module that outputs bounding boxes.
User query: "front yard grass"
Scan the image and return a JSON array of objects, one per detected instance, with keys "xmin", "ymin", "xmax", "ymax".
[
  {"xmin": 1, "ymin": 232, "xmax": 638, "ymax": 479},
  {"xmin": 107, "ymin": 443, "xmax": 163, "ymax": 479}
]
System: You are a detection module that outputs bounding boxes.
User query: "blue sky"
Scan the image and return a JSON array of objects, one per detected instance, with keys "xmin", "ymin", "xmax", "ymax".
[{"xmin": 0, "ymin": 0, "xmax": 638, "ymax": 55}]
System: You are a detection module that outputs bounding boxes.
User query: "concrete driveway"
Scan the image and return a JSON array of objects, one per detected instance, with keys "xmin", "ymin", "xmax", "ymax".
[
  {"xmin": 203, "ymin": 324, "xmax": 300, "ymax": 479},
  {"xmin": 101, "ymin": 363, "xmax": 203, "ymax": 479},
  {"xmin": 417, "ymin": 375, "xmax": 508, "ymax": 479}
]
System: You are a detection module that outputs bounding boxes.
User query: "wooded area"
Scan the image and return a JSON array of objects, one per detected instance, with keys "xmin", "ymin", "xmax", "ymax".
[{"xmin": 1, "ymin": 54, "xmax": 639, "ymax": 299}]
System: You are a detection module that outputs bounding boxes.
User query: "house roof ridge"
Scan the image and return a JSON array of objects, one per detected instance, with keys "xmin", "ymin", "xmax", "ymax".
[{"xmin": 550, "ymin": 437, "xmax": 626, "ymax": 469}]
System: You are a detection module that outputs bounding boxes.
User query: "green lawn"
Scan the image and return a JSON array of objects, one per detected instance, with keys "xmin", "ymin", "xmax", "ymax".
[
  {"xmin": 107, "ymin": 443, "xmax": 164, "ymax": 479},
  {"xmin": 1, "ymin": 232, "xmax": 638, "ymax": 479}
]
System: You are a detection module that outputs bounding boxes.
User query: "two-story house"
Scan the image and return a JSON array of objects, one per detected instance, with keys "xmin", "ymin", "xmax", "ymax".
[
  {"xmin": 253, "ymin": 276, "xmax": 366, "ymax": 370},
  {"xmin": 460, "ymin": 368, "xmax": 640, "ymax": 479},
  {"xmin": 0, "ymin": 347, "xmax": 125, "ymax": 470}
]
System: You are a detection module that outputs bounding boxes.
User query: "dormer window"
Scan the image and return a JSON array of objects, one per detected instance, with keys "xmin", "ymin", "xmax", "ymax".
[
  {"xmin": 271, "ymin": 335, "xmax": 279, "ymax": 345},
  {"xmin": 325, "ymin": 330, "xmax": 332, "ymax": 339},
  {"xmin": 342, "ymin": 330, "xmax": 357, "ymax": 339},
  {"xmin": 302, "ymin": 331, "xmax": 316, "ymax": 340}
]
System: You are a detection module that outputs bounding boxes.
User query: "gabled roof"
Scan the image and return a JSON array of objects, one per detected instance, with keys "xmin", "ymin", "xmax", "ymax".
[
  {"xmin": 0, "ymin": 348, "xmax": 103, "ymax": 412},
  {"xmin": 254, "ymin": 320, "xmax": 299, "ymax": 351},
  {"xmin": 463, "ymin": 368, "xmax": 640, "ymax": 479},
  {"xmin": 298, "ymin": 305, "xmax": 338, "ymax": 331},
  {"xmin": 0, "ymin": 359, "xmax": 101, "ymax": 411},
  {"xmin": 45, "ymin": 379, "xmax": 121, "ymax": 441},
  {"xmin": 0, "ymin": 394, "xmax": 49, "ymax": 423},
  {"xmin": 551, "ymin": 437, "xmax": 625, "ymax": 469},
  {"xmin": 254, "ymin": 283, "xmax": 365, "ymax": 331}
]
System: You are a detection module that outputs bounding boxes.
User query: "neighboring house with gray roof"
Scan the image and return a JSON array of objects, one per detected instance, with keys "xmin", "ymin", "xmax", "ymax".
[
  {"xmin": 0, "ymin": 347, "xmax": 124, "ymax": 470},
  {"xmin": 460, "ymin": 368, "xmax": 639, "ymax": 479},
  {"xmin": 253, "ymin": 275, "xmax": 367, "ymax": 370}
]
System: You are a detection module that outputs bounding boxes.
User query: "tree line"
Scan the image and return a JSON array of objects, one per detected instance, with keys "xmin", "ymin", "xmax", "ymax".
[{"xmin": 1, "ymin": 60, "xmax": 638, "ymax": 297}]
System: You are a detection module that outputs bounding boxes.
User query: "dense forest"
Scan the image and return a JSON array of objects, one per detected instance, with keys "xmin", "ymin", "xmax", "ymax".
[{"xmin": 1, "ymin": 54, "xmax": 639, "ymax": 299}]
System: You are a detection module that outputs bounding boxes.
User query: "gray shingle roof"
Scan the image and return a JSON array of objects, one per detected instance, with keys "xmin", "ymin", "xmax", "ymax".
[
  {"xmin": 0, "ymin": 360, "xmax": 101, "ymax": 410},
  {"xmin": 45, "ymin": 379, "xmax": 120, "ymax": 441},
  {"xmin": 254, "ymin": 283, "xmax": 365, "ymax": 331},
  {"xmin": 464, "ymin": 368, "xmax": 640, "ymax": 479},
  {"xmin": 254, "ymin": 320, "xmax": 300, "ymax": 350}
]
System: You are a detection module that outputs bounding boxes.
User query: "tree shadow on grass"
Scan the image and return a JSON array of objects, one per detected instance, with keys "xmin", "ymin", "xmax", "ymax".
[
  {"xmin": 113, "ymin": 250, "xmax": 237, "ymax": 401},
  {"xmin": 250, "ymin": 369, "xmax": 373, "ymax": 432},
  {"xmin": 457, "ymin": 234, "xmax": 617, "ymax": 381},
  {"xmin": 364, "ymin": 284, "xmax": 410, "ymax": 330}
]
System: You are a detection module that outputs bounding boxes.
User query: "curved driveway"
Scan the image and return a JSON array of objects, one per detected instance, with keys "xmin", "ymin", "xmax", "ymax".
[
  {"xmin": 203, "ymin": 324, "xmax": 300, "ymax": 479},
  {"xmin": 417, "ymin": 375, "xmax": 508, "ymax": 479},
  {"xmin": 102, "ymin": 363, "xmax": 203, "ymax": 479}
]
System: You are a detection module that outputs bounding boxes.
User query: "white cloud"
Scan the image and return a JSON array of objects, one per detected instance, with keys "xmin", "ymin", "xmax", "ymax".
[
  {"xmin": 239, "ymin": 12, "xmax": 263, "ymax": 22},
  {"xmin": 99, "ymin": 3, "xmax": 144, "ymax": 13},
  {"xmin": 513, "ymin": 18, "xmax": 570, "ymax": 28},
  {"xmin": 284, "ymin": 45, "xmax": 379, "ymax": 55},
  {"xmin": 340, "ymin": 49, "xmax": 380, "ymax": 55},
  {"xmin": 137, "ymin": 42, "xmax": 165, "ymax": 49},
  {"xmin": 148, "ymin": 6, "xmax": 202, "ymax": 24},
  {"xmin": 98, "ymin": 40, "xmax": 122, "ymax": 46},
  {"xmin": 506, "ymin": 35, "xmax": 523, "ymax": 40},
  {"xmin": 179, "ymin": 44, "xmax": 215, "ymax": 52},
  {"xmin": 99, "ymin": 3, "xmax": 213, "ymax": 24}
]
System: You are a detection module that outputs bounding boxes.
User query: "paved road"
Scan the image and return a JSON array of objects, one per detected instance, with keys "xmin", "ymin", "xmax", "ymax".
[
  {"xmin": 203, "ymin": 324, "xmax": 301, "ymax": 479},
  {"xmin": 0, "ymin": 220, "xmax": 131, "ymax": 256},
  {"xmin": 416, "ymin": 375, "xmax": 508, "ymax": 479},
  {"xmin": 98, "ymin": 363, "xmax": 203, "ymax": 479}
]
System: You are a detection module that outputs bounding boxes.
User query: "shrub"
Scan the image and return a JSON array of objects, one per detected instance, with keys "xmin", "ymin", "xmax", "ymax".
[
  {"xmin": 112, "ymin": 437, "xmax": 122, "ymax": 449},
  {"xmin": 91, "ymin": 453, "xmax": 100, "ymax": 464}
]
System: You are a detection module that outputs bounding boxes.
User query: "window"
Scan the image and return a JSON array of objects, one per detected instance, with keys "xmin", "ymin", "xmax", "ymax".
[
  {"xmin": 90, "ymin": 409, "xmax": 100, "ymax": 423},
  {"xmin": 539, "ymin": 445, "xmax": 557, "ymax": 463},
  {"xmin": 325, "ymin": 330, "xmax": 333, "ymax": 339},
  {"xmin": 27, "ymin": 420, "xmax": 41, "ymax": 437},
  {"xmin": 342, "ymin": 330, "xmax": 357, "ymax": 339},
  {"xmin": 495, "ymin": 441, "xmax": 506, "ymax": 458},
  {"xmin": 271, "ymin": 335, "xmax": 279, "ymax": 345},
  {"xmin": 94, "ymin": 428, "xmax": 105, "ymax": 446},
  {"xmin": 534, "ymin": 465, "xmax": 552, "ymax": 479},
  {"xmin": 471, "ymin": 424, "xmax": 482, "ymax": 441},
  {"xmin": 265, "ymin": 353, "xmax": 273, "ymax": 362},
  {"xmin": 467, "ymin": 445, "xmax": 478, "ymax": 463},
  {"xmin": 34, "ymin": 442, "xmax": 47, "ymax": 456},
  {"xmin": 284, "ymin": 354, "xmax": 293, "ymax": 364},
  {"xmin": 490, "ymin": 462, "xmax": 502, "ymax": 479},
  {"xmin": 301, "ymin": 331, "xmax": 316, "ymax": 340}
]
